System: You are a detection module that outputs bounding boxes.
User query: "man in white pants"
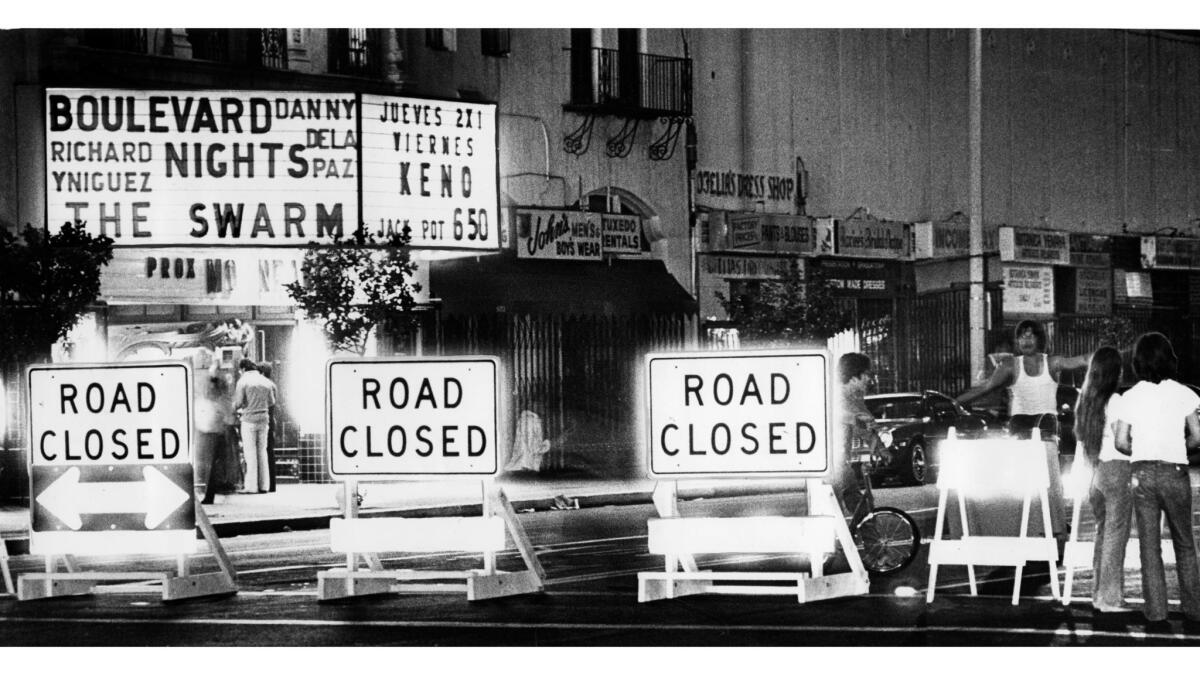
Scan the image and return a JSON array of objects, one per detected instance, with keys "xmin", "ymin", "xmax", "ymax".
[{"xmin": 233, "ymin": 358, "xmax": 277, "ymax": 493}]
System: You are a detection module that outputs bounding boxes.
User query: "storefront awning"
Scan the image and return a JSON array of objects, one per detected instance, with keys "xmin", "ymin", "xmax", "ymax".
[{"xmin": 431, "ymin": 254, "xmax": 697, "ymax": 316}]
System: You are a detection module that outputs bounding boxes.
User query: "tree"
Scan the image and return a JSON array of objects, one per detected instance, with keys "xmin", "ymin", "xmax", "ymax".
[
  {"xmin": 0, "ymin": 221, "xmax": 114, "ymax": 363},
  {"xmin": 284, "ymin": 225, "xmax": 422, "ymax": 355},
  {"xmin": 716, "ymin": 258, "xmax": 853, "ymax": 348}
]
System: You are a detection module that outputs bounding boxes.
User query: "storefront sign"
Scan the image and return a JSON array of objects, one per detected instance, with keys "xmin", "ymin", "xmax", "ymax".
[
  {"xmin": 46, "ymin": 89, "xmax": 359, "ymax": 247},
  {"xmin": 694, "ymin": 168, "xmax": 797, "ymax": 210},
  {"xmin": 811, "ymin": 217, "xmax": 836, "ymax": 255},
  {"xmin": 809, "ymin": 257, "xmax": 902, "ymax": 299},
  {"xmin": 1117, "ymin": 270, "xmax": 1152, "ymax": 304},
  {"xmin": 999, "ymin": 227, "xmax": 1070, "ymax": 265},
  {"xmin": 836, "ymin": 217, "xmax": 912, "ymax": 260},
  {"xmin": 359, "ymin": 95, "xmax": 499, "ymax": 250},
  {"xmin": 912, "ymin": 219, "xmax": 1000, "ymax": 259},
  {"xmin": 644, "ymin": 350, "xmax": 831, "ymax": 477},
  {"xmin": 98, "ymin": 248, "xmax": 430, "ymax": 305},
  {"xmin": 326, "ymin": 357, "xmax": 499, "ymax": 478},
  {"xmin": 1074, "ymin": 267, "xmax": 1112, "ymax": 315},
  {"xmin": 708, "ymin": 212, "xmax": 813, "ymax": 254},
  {"xmin": 1140, "ymin": 236, "xmax": 1200, "ymax": 270},
  {"xmin": 1069, "ymin": 234, "xmax": 1112, "ymax": 268},
  {"xmin": 1002, "ymin": 264, "xmax": 1055, "ymax": 315},
  {"xmin": 601, "ymin": 214, "xmax": 644, "ymax": 256},
  {"xmin": 515, "ymin": 208, "xmax": 602, "ymax": 260},
  {"xmin": 697, "ymin": 254, "xmax": 799, "ymax": 321}
]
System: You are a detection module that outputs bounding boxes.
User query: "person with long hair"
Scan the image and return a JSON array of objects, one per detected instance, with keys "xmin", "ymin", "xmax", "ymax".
[
  {"xmin": 1115, "ymin": 332, "xmax": 1200, "ymax": 627},
  {"xmin": 957, "ymin": 319, "xmax": 1089, "ymax": 439},
  {"xmin": 1073, "ymin": 346, "xmax": 1129, "ymax": 612}
]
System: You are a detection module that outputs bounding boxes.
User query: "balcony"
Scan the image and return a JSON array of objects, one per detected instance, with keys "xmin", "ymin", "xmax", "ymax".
[
  {"xmin": 186, "ymin": 29, "xmax": 288, "ymax": 69},
  {"xmin": 328, "ymin": 28, "xmax": 383, "ymax": 77},
  {"xmin": 566, "ymin": 47, "xmax": 692, "ymax": 119}
]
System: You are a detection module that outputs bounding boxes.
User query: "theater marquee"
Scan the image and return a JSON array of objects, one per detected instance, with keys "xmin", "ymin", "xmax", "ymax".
[{"xmin": 43, "ymin": 89, "xmax": 500, "ymax": 252}]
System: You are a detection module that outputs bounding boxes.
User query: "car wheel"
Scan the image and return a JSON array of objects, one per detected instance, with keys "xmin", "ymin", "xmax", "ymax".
[{"xmin": 905, "ymin": 441, "xmax": 927, "ymax": 485}]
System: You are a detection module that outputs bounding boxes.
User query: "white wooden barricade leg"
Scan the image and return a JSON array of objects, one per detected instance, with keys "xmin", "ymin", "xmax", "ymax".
[
  {"xmin": 17, "ymin": 498, "xmax": 238, "ymax": 602},
  {"xmin": 316, "ymin": 480, "xmax": 545, "ymax": 602},
  {"xmin": 926, "ymin": 433, "xmax": 1060, "ymax": 606},
  {"xmin": 1, "ymin": 535, "xmax": 13, "ymax": 595},
  {"xmin": 637, "ymin": 479, "xmax": 869, "ymax": 604}
]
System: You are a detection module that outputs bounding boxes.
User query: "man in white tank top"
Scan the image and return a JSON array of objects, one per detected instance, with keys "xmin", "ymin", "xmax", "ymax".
[{"xmin": 956, "ymin": 319, "xmax": 1090, "ymax": 439}]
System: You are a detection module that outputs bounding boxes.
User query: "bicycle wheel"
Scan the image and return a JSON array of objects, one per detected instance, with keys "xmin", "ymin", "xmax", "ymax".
[{"xmin": 854, "ymin": 507, "xmax": 920, "ymax": 576}]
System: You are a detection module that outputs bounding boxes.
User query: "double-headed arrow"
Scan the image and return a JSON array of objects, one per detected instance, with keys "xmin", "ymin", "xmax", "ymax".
[{"xmin": 36, "ymin": 466, "xmax": 191, "ymax": 530}]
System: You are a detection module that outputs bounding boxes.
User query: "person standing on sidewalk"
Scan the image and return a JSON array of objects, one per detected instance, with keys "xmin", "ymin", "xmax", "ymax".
[
  {"xmin": 1073, "ymin": 346, "xmax": 1130, "ymax": 612},
  {"xmin": 956, "ymin": 319, "xmax": 1089, "ymax": 439},
  {"xmin": 257, "ymin": 361, "xmax": 278, "ymax": 493},
  {"xmin": 1114, "ymin": 332, "xmax": 1200, "ymax": 627},
  {"xmin": 233, "ymin": 358, "xmax": 277, "ymax": 494},
  {"xmin": 194, "ymin": 364, "xmax": 232, "ymax": 505}
]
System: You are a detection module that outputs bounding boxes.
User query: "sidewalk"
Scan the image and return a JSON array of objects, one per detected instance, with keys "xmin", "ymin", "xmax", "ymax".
[{"xmin": 0, "ymin": 475, "xmax": 809, "ymax": 553}]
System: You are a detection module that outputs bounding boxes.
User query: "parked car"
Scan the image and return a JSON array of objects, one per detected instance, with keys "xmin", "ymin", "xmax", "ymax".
[{"xmin": 863, "ymin": 390, "xmax": 990, "ymax": 486}]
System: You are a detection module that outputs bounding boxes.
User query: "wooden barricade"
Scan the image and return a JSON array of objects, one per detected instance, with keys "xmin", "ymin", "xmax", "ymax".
[
  {"xmin": 637, "ymin": 479, "xmax": 868, "ymax": 603},
  {"xmin": 1, "ymin": 534, "xmax": 13, "ymax": 596},
  {"xmin": 926, "ymin": 431, "xmax": 1060, "ymax": 605},
  {"xmin": 317, "ymin": 480, "xmax": 544, "ymax": 602},
  {"xmin": 17, "ymin": 499, "xmax": 237, "ymax": 602}
]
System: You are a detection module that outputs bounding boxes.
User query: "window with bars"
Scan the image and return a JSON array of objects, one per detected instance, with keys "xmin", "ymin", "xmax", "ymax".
[
  {"xmin": 426, "ymin": 28, "xmax": 457, "ymax": 52},
  {"xmin": 328, "ymin": 28, "xmax": 383, "ymax": 76},
  {"xmin": 185, "ymin": 29, "xmax": 288, "ymax": 69},
  {"xmin": 481, "ymin": 28, "xmax": 511, "ymax": 57}
]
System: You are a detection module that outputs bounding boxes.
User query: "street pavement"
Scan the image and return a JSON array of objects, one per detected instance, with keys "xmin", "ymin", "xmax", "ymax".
[{"xmin": 6, "ymin": 472, "xmax": 1200, "ymax": 645}]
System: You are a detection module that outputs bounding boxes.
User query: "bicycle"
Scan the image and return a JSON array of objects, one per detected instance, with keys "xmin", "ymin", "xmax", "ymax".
[{"xmin": 843, "ymin": 443, "xmax": 922, "ymax": 576}]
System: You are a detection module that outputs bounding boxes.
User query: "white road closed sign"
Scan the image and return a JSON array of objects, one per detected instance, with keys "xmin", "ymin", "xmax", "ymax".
[
  {"xmin": 646, "ymin": 350, "xmax": 832, "ymax": 478},
  {"xmin": 27, "ymin": 361, "xmax": 195, "ymax": 555},
  {"xmin": 326, "ymin": 357, "xmax": 500, "ymax": 479}
]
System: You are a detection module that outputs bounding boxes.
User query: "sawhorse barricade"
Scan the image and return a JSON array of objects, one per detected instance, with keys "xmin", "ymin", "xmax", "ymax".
[
  {"xmin": 637, "ymin": 479, "xmax": 869, "ymax": 603},
  {"xmin": 17, "ymin": 499, "xmax": 237, "ymax": 602},
  {"xmin": 926, "ymin": 433, "xmax": 1060, "ymax": 605},
  {"xmin": 317, "ymin": 481, "xmax": 545, "ymax": 602},
  {"xmin": 1, "ymin": 533, "xmax": 13, "ymax": 596}
]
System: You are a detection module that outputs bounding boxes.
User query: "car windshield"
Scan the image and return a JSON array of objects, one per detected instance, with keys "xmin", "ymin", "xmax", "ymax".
[{"xmin": 865, "ymin": 396, "xmax": 924, "ymax": 420}]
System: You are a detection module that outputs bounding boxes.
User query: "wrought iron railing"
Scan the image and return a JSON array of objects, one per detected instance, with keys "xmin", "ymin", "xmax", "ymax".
[
  {"xmin": 569, "ymin": 47, "xmax": 692, "ymax": 117},
  {"xmin": 186, "ymin": 28, "xmax": 288, "ymax": 69},
  {"xmin": 79, "ymin": 28, "xmax": 148, "ymax": 53},
  {"xmin": 251, "ymin": 28, "xmax": 289, "ymax": 69},
  {"xmin": 187, "ymin": 28, "xmax": 231, "ymax": 62},
  {"xmin": 328, "ymin": 28, "xmax": 382, "ymax": 77}
]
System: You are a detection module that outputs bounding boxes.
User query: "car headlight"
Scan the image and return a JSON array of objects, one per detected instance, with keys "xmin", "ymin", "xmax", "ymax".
[{"xmin": 878, "ymin": 429, "xmax": 893, "ymax": 448}]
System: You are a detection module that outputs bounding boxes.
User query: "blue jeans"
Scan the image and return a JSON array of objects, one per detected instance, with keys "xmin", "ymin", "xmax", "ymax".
[
  {"xmin": 1131, "ymin": 461, "xmax": 1200, "ymax": 621},
  {"xmin": 1089, "ymin": 460, "xmax": 1132, "ymax": 609}
]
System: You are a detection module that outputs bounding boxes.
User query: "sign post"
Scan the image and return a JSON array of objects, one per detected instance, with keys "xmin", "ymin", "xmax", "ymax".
[
  {"xmin": 17, "ymin": 362, "xmax": 236, "ymax": 602},
  {"xmin": 317, "ymin": 356, "xmax": 543, "ymax": 601},
  {"xmin": 637, "ymin": 349, "xmax": 868, "ymax": 603}
]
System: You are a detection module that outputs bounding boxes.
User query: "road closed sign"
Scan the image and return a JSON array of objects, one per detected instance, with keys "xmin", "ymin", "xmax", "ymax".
[
  {"xmin": 27, "ymin": 362, "xmax": 195, "ymax": 555},
  {"xmin": 645, "ymin": 350, "xmax": 832, "ymax": 478},
  {"xmin": 326, "ymin": 357, "xmax": 500, "ymax": 479}
]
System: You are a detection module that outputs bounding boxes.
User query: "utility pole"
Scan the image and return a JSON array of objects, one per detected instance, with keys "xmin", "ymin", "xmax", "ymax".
[{"xmin": 968, "ymin": 29, "xmax": 986, "ymax": 384}]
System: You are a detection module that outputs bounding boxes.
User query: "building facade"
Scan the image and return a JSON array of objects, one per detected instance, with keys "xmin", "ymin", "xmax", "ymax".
[{"xmin": 3, "ymin": 28, "xmax": 1200, "ymax": 499}]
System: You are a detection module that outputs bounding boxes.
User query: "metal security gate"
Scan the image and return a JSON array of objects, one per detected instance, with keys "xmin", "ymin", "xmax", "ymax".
[
  {"xmin": 906, "ymin": 287, "xmax": 1003, "ymax": 397},
  {"xmin": 439, "ymin": 313, "xmax": 689, "ymax": 478}
]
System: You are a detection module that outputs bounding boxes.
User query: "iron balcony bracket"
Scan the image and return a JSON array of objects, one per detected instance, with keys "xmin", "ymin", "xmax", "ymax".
[
  {"xmin": 648, "ymin": 116, "xmax": 688, "ymax": 161},
  {"xmin": 605, "ymin": 117, "xmax": 640, "ymax": 158},
  {"xmin": 564, "ymin": 113, "xmax": 597, "ymax": 156}
]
